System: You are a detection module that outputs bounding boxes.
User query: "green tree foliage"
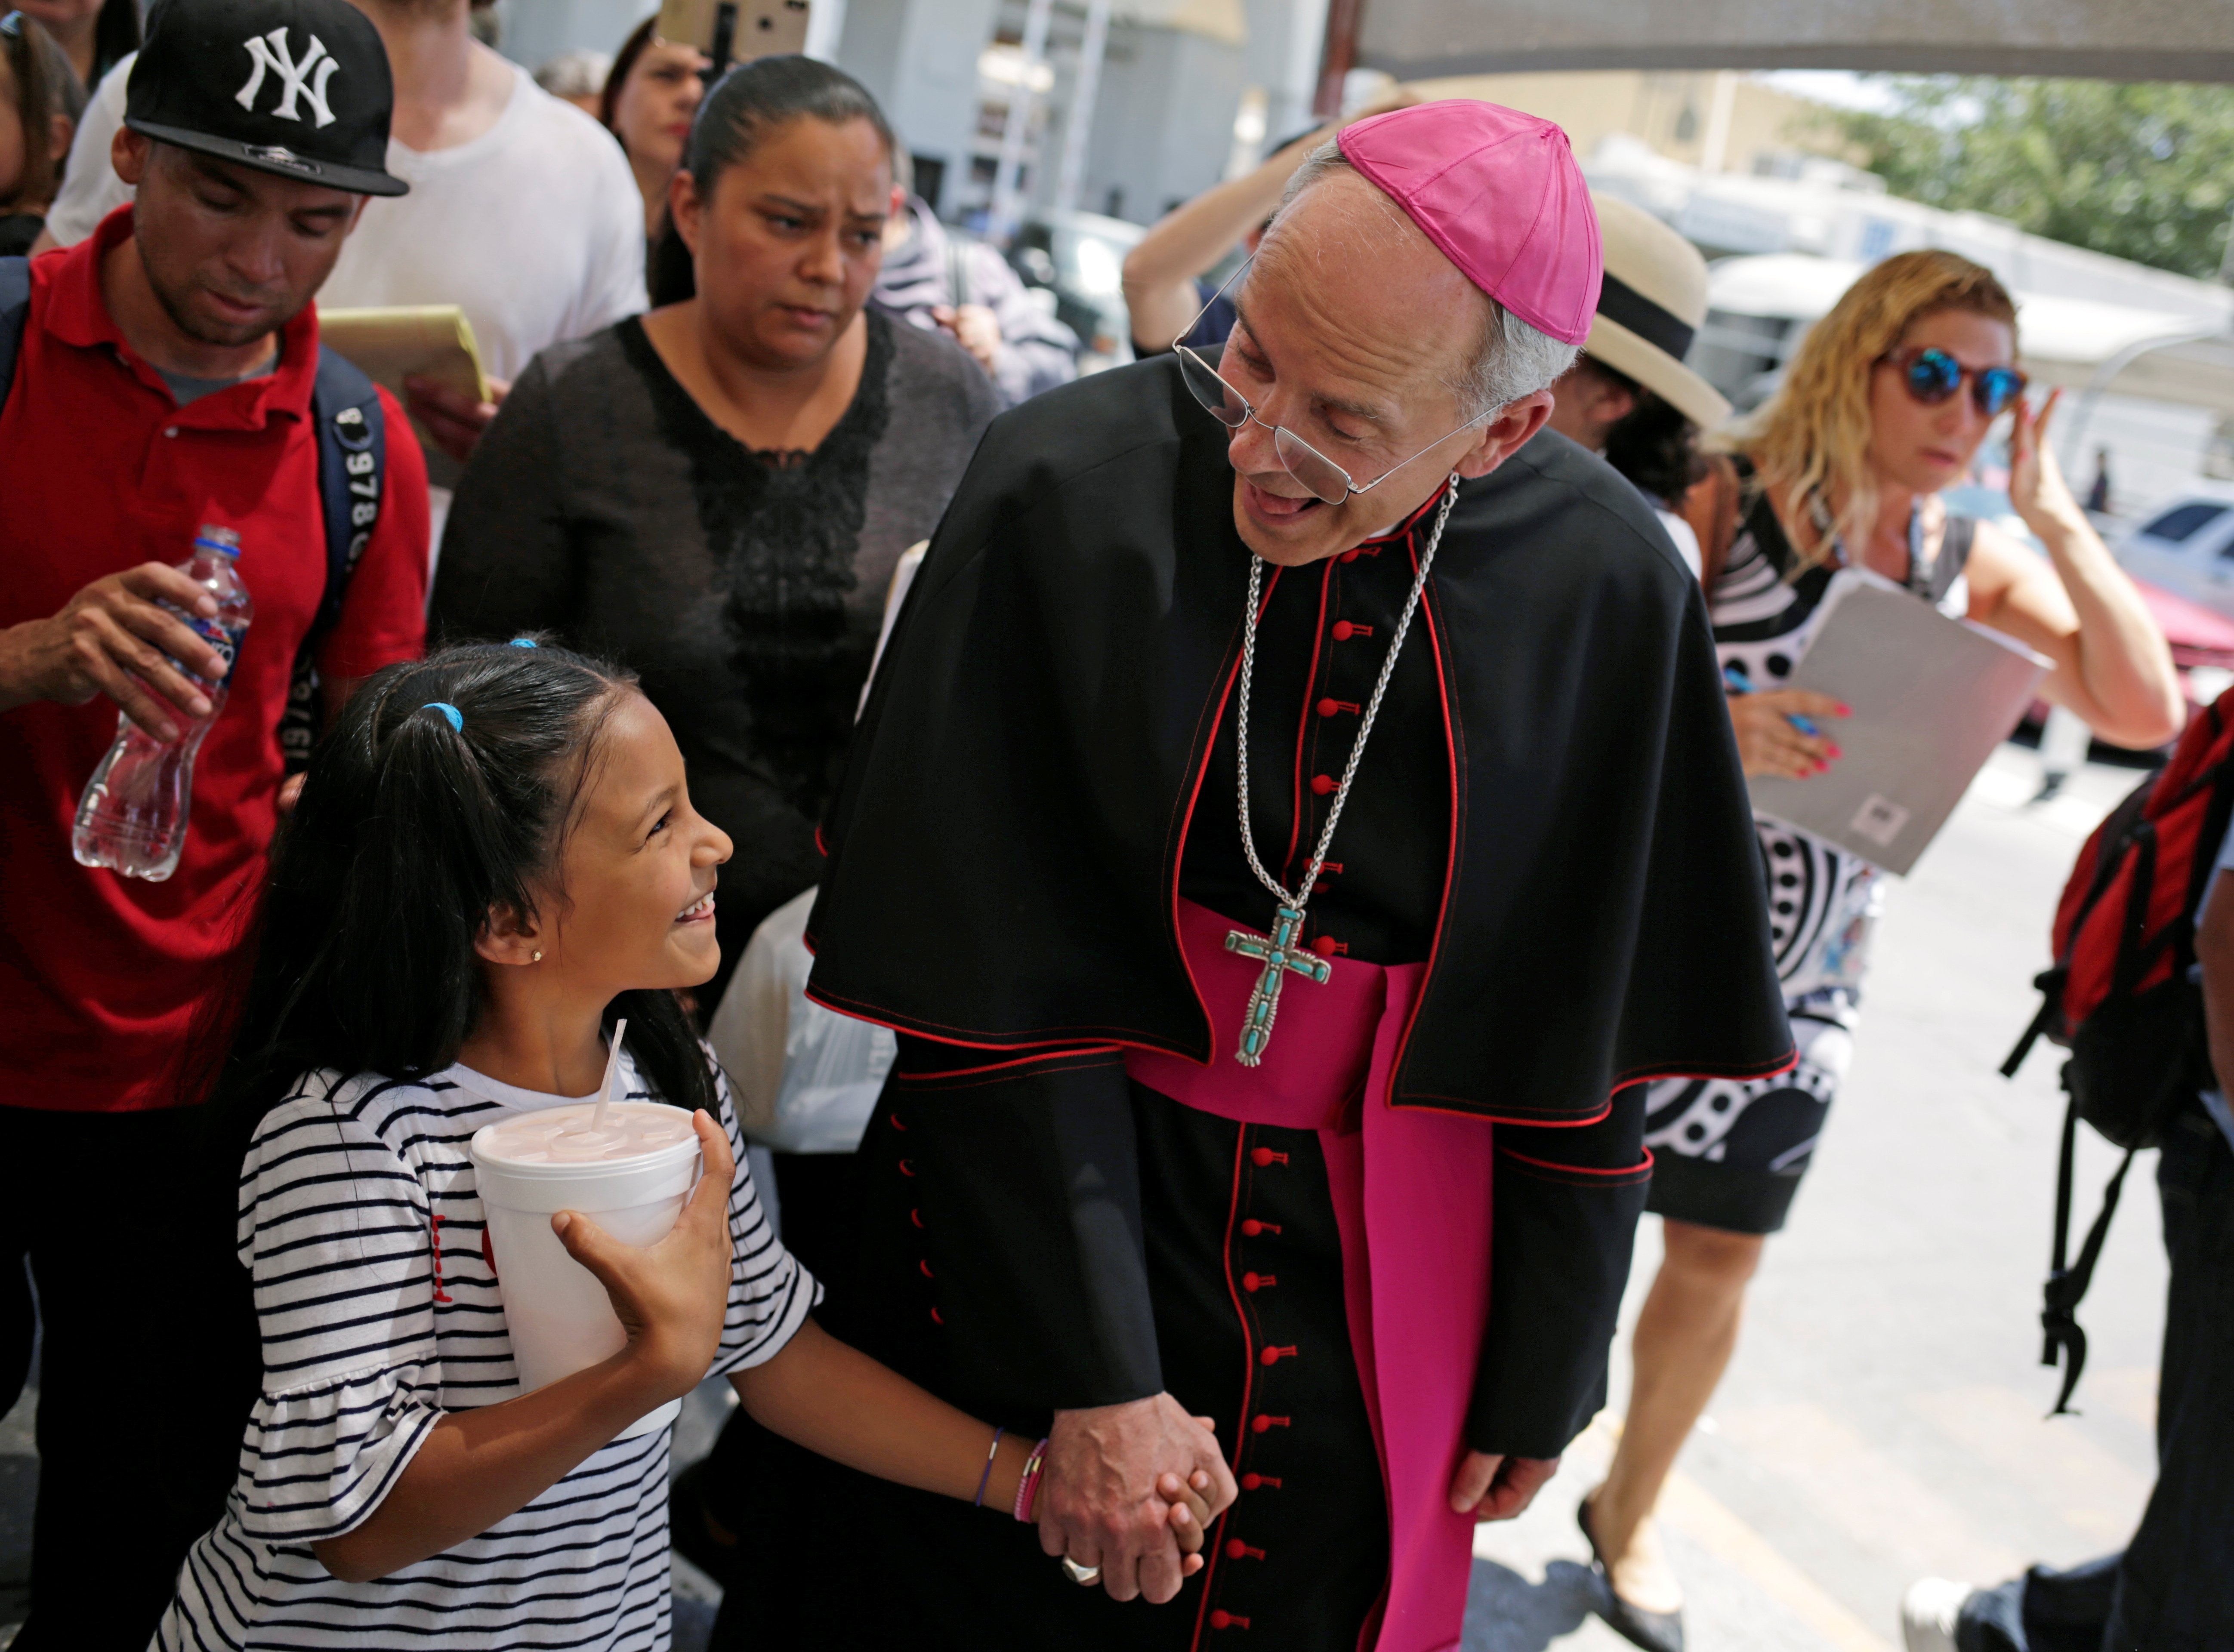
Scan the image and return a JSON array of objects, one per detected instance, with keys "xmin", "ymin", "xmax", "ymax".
[{"xmin": 1827, "ymin": 78, "xmax": 2234, "ymax": 281}]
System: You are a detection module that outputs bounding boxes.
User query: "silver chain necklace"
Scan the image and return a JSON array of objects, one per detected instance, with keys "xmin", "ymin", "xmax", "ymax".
[{"xmin": 1221, "ymin": 475, "xmax": 1462, "ymax": 1066}]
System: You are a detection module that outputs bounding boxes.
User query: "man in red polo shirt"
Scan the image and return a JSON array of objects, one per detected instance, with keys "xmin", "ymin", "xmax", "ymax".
[{"xmin": 0, "ymin": 2, "xmax": 425, "ymax": 1644}]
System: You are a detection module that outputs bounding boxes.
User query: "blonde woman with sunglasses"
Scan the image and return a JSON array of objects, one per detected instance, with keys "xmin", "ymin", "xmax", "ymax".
[{"xmin": 1579, "ymin": 250, "xmax": 2182, "ymax": 1652}]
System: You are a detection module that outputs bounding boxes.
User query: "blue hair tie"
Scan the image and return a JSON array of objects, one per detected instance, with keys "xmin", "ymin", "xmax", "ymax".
[
  {"xmin": 422, "ymin": 702, "xmax": 464, "ymax": 732},
  {"xmin": 509, "ymin": 637, "xmax": 539, "ymax": 648}
]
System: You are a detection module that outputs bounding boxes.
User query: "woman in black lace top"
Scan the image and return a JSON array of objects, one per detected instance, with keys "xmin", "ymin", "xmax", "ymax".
[{"xmin": 433, "ymin": 58, "xmax": 999, "ymax": 996}]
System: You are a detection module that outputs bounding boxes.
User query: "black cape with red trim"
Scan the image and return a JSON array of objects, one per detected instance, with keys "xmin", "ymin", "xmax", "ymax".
[{"xmin": 807, "ymin": 356, "xmax": 1790, "ymax": 1118}]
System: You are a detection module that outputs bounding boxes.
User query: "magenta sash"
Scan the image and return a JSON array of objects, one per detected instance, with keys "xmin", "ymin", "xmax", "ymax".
[{"xmin": 1125, "ymin": 899, "xmax": 1493, "ymax": 1652}]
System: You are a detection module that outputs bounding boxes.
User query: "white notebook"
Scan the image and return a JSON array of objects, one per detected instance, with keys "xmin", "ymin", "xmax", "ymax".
[{"xmin": 1746, "ymin": 569, "xmax": 2050, "ymax": 875}]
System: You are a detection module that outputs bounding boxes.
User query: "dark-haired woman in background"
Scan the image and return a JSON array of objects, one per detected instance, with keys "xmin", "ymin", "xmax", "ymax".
[
  {"xmin": 0, "ymin": 9, "xmax": 82, "ymax": 255},
  {"xmin": 600, "ymin": 13, "xmax": 708, "ymax": 245},
  {"xmin": 437, "ymin": 54, "xmax": 996, "ymax": 1006},
  {"xmin": 1543, "ymin": 194, "xmax": 1732, "ymax": 583},
  {"xmin": 11, "ymin": 0, "xmax": 133, "ymax": 94},
  {"xmin": 432, "ymin": 57, "xmax": 999, "ymax": 1634}
]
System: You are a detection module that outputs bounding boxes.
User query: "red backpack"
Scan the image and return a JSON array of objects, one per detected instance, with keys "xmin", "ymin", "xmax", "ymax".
[{"xmin": 2003, "ymin": 689, "xmax": 2234, "ymax": 1413}]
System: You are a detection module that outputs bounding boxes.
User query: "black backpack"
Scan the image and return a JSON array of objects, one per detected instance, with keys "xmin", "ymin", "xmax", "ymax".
[{"xmin": 0, "ymin": 253, "xmax": 384, "ymax": 771}]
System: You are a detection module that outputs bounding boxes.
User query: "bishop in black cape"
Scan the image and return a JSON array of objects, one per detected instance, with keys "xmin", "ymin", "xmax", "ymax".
[{"xmin": 798, "ymin": 346, "xmax": 1789, "ymax": 1650}]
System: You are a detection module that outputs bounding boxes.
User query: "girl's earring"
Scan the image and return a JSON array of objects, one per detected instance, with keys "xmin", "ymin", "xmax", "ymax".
[{"xmin": 531, "ymin": 950, "xmax": 543, "ymax": 963}]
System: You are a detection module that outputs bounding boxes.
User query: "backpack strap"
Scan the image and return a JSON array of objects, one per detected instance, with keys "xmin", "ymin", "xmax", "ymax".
[
  {"xmin": 1917, "ymin": 514, "xmax": 1976, "ymax": 605},
  {"xmin": 0, "ymin": 254, "xmax": 32, "ymax": 410},
  {"xmin": 2039, "ymin": 1091, "xmax": 2135, "ymax": 1417},
  {"xmin": 279, "ymin": 344, "xmax": 385, "ymax": 773}
]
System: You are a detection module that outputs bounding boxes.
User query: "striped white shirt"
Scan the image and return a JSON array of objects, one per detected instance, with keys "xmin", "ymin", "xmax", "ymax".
[{"xmin": 156, "ymin": 1051, "xmax": 815, "ymax": 1651}]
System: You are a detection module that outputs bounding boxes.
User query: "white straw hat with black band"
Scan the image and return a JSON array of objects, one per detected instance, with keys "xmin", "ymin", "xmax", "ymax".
[{"xmin": 1583, "ymin": 193, "xmax": 1728, "ymax": 432}]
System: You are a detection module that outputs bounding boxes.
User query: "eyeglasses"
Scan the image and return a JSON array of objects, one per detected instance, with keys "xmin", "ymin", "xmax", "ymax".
[
  {"xmin": 1173, "ymin": 258, "xmax": 1494, "ymax": 506},
  {"xmin": 1882, "ymin": 345, "xmax": 2027, "ymax": 419}
]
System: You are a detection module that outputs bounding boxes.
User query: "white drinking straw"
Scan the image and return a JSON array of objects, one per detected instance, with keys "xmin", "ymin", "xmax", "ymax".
[{"xmin": 590, "ymin": 1017, "xmax": 628, "ymax": 1131}]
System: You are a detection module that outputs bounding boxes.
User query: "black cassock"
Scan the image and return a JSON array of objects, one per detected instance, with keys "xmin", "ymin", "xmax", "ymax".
[{"xmin": 799, "ymin": 358, "xmax": 1790, "ymax": 1650}]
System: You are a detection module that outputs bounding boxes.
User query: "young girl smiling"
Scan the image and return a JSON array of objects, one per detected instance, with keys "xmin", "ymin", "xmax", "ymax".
[{"xmin": 156, "ymin": 640, "xmax": 1213, "ymax": 1648}]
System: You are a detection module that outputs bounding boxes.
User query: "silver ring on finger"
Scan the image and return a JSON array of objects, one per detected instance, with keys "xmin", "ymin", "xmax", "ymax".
[{"xmin": 1061, "ymin": 1556, "xmax": 1103, "ymax": 1587}]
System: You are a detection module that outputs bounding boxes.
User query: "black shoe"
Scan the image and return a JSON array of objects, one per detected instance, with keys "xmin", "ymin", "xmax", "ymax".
[{"xmin": 1577, "ymin": 1496, "xmax": 1686, "ymax": 1652}]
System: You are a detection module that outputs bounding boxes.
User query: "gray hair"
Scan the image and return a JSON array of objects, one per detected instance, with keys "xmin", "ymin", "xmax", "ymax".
[{"xmin": 1276, "ymin": 142, "xmax": 1579, "ymax": 418}]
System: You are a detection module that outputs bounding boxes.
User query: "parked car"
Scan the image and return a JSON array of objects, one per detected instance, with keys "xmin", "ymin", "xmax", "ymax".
[
  {"xmin": 2114, "ymin": 487, "xmax": 2234, "ymax": 626},
  {"xmin": 1009, "ymin": 210, "xmax": 1143, "ymax": 372},
  {"xmin": 1943, "ymin": 485, "xmax": 2234, "ymax": 738}
]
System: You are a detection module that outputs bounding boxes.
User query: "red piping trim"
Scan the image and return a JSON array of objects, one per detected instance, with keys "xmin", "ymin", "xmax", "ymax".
[
  {"xmin": 1159, "ymin": 567, "xmax": 1273, "ymax": 1076},
  {"xmin": 895, "ymin": 1055, "xmax": 1129, "ymax": 1092},
  {"xmin": 1386, "ymin": 501, "xmax": 1461, "ymax": 1111},
  {"xmin": 1282, "ymin": 567, "xmax": 1332, "ymax": 874},
  {"xmin": 1613, "ymin": 1047, "xmax": 1801, "ymax": 1086},
  {"xmin": 813, "ymin": 823, "xmax": 830, "ymax": 859},
  {"xmin": 1191, "ymin": 1131, "xmax": 1256, "ymax": 1652},
  {"xmin": 802, "ymin": 982, "xmax": 1191, "ymax": 1053},
  {"xmin": 893, "ymin": 1046, "xmax": 1123, "ymax": 1081},
  {"xmin": 1497, "ymin": 1146, "xmax": 1656, "ymax": 1177}
]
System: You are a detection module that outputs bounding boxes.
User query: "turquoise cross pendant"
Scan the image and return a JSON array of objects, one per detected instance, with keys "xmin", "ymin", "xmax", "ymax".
[{"xmin": 1223, "ymin": 905, "xmax": 1333, "ymax": 1066}]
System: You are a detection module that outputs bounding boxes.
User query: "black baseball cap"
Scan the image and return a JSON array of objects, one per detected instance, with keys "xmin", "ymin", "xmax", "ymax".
[{"xmin": 124, "ymin": 0, "xmax": 408, "ymax": 197}]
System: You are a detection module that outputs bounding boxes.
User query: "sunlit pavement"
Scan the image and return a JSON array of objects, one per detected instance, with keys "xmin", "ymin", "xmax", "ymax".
[{"xmin": 1467, "ymin": 745, "xmax": 2168, "ymax": 1651}]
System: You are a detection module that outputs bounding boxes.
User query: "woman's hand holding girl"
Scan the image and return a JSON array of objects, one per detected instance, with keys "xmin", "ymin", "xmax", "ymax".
[{"xmin": 553, "ymin": 1107, "xmax": 738, "ymax": 1405}]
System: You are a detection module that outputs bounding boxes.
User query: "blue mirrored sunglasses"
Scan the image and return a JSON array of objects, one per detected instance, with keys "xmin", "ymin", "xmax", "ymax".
[{"xmin": 1885, "ymin": 345, "xmax": 2026, "ymax": 418}]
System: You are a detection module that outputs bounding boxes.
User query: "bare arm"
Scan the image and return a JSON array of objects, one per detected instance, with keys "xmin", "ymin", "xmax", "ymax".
[
  {"xmin": 1120, "ymin": 127, "xmax": 1331, "ymax": 351},
  {"xmin": 312, "ymin": 1112, "xmax": 741, "ymax": 1583},
  {"xmin": 734, "ymin": 1323, "xmax": 1215, "ymax": 1585},
  {"xmin": 1120, "ymin": 92, "xmax": 1419, "ymax": 352},
  {"xmin": 1965, "ymin": 394, "xmax": 2183, "ymax": 749},
  {"xmin": 733, "ymin": 1316, "xmax": 1034, "ymax": 1504},
  {"xmin": 2199, "ymin": 871, "xmax": 2234, "ymax": 1097}
]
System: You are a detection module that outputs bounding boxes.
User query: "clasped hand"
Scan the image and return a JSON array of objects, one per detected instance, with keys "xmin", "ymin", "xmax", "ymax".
[{"xmin": 1038, "ymin": 1395, "xmax": 1237, "ymax": 1603}]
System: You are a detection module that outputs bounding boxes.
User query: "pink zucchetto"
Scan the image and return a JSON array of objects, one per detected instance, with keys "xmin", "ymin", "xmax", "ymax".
[{"xmin": 1336, "ymin": 100, "xmax": 1603, "ymax": 347}]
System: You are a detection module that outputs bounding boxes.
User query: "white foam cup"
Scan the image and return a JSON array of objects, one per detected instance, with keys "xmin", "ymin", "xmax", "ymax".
[{"xmin": 470, "ymin": 1101, "xmax": 705, "ymax": 1439}]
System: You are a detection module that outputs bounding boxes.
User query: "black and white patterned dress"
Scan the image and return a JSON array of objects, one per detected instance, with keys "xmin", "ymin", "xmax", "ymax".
[{"xmin": 1643, "ymin": 478, "xmax": 1974, "ymax": 1233}]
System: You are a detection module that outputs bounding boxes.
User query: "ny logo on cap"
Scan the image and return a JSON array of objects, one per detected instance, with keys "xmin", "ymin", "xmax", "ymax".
[{"xmin": 235, "ymin": 28, "xmax": 339, "ymax": 128}]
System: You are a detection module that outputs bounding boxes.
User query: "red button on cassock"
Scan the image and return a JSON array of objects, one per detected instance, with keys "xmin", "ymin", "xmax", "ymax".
[
  {"xmin": 1316, "ymin": 697, "xmax": 1339, "ymax": 718},
  {"xmin": 1250, "ymin": 1146, "xmax": 1284, "ymax": 1167},
  {"xmin": 1331, "ymin": 621, "xmax": 1354, "ymax": 641},
  {"xmin": 1242, "ymin": 1271, "xmax": 1262, "ymax": 1292},
  {"xmin": 1241, "ymin": 1472, "xmax": 1263, "ymax": 1490},
  {"xmin": 1260, "ymin": 1344, "xmax": 1297, "ymax": 1366},
  {"xmin": 1210, "ymin": 1610, "xmax": 1234, "ymax": 1630},
  {"xmin": 1225, "ymin": 1538, "xmax": 1248, "ymax": 1560},
  {"xmin": 1311, "ymin": 935, "xmax": 1339, "ymax": 956},
  {"xmin": 1339, "ymin": 549, "xmax": 1360, "ymax": 563},
  {"xmin": 1310, "ymin": 773, "xmax": 1335, "ymax": 796}
]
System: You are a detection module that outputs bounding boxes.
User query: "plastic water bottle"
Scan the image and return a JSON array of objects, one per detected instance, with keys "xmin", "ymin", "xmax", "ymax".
[{"xmin": 71, "ymin": 527, "xmax": 254, "ymax": 882}]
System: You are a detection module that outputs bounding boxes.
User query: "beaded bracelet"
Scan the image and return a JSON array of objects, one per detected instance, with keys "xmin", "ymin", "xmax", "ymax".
[
  {"xmin": 974, "ymin": 1426, "xmax": 1005, "ymax": 1508},
  {"xmin": 1012, "ymin": 1437, "xmax": 1051, "ymax": 1523}
]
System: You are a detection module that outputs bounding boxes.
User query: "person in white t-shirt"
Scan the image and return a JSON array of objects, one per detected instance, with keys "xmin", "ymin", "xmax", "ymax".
[{"xmin": 38, "ymin": 0, "xmax": 645, "ymax": 480}]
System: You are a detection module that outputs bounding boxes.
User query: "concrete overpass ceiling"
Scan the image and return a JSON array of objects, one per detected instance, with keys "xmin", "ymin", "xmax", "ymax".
[{"xmin": 1353, "ymin": 0, "xmax": 2234, "ymax": 84}]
